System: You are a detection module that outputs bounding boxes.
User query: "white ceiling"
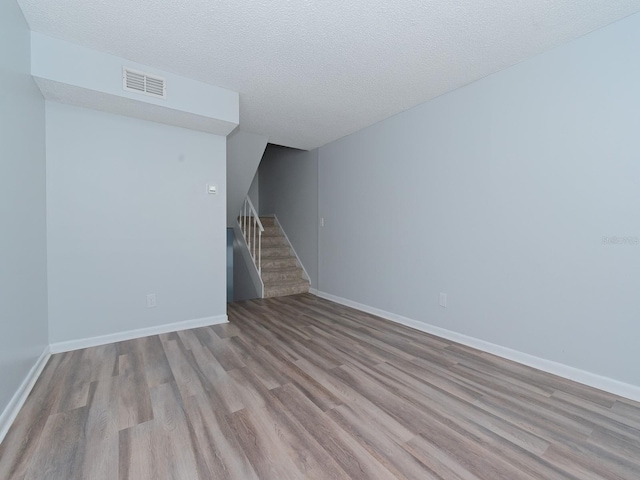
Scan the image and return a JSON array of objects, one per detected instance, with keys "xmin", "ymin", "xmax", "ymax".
[{"xmin": 17, "ymin": 0, "xmax": 640, "ymax": 150}]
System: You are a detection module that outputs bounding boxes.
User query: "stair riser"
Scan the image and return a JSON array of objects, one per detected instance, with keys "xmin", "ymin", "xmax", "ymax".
[
  {"xmin": 262, "ymin": 270, "xmax": 304, "ymax": 282},
  {"xmin": 262, "ymin": 226, "xmax": 280, "ymax": 236},
  {"xmin": 261, "ymin": 236, "xmax": 288, "ymax": 247},
  {"xmin": 261, "ymin": 247, "xmax": 292, "ymax": 258},
  {"xmin": 261, "ymin": 258, "xmax": 298, "ymax": 269},
  {"xmin": 238, "ymin": 218, "xmax": 271, "ymax": 227},
  {"xmin": 258, "ymin": 217, "xmax": 276, "ymax": 226},
  {"xmin": 264, "ymin": 283, "xmax": 310, "ymax": 298}
]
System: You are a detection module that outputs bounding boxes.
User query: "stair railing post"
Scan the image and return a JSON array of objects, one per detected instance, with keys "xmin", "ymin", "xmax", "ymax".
[
  {"xmin": 243, "ymin": 200, "xmax": 247, "ymax": 240},
  {"xmin": 258, "ymin": 231, "xmax": 262, "ymax": 274}
]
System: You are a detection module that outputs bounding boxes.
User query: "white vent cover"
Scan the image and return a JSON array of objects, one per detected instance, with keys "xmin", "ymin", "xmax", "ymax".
[{"xmin": 123, "ymin": 68, "xmax": 166, "ymax": 99}]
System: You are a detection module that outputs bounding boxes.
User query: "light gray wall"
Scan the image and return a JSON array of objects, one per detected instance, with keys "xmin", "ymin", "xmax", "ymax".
[
  {"xmin": 260, "ymin": 145, "xmax": 319, "ymax": 287},
  {"xmin": 0, "ymin": 0, "xmax": 48, "ymax": 417},
  {"xmin": 226, "ymin": 130, "xmax": 268, "ymax": 226},
  {"xmin": 318, "ymin": 12, "xmax": 640, "ymax": 386},
  {"xmin": 232, "ymin": 232, "xmax": 261, "ymax": 301},
  {"xmin": 46, "ymin": 102, "xmax": 227, "ymax": 344}
]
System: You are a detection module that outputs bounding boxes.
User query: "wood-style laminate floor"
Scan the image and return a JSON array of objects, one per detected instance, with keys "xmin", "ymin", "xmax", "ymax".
[{"xmin": 1, "ymin": 294, "xmax": 640, "ymax": 479}]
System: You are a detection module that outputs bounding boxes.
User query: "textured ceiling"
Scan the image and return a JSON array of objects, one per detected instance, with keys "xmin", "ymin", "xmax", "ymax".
[{"xmin": 17, "ymin": 0, "xmax": 640, "ymax": 150}]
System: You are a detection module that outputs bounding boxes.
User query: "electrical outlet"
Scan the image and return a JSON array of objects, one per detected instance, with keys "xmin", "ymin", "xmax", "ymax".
[
  {"xmin": 439, "ymin": 293, "xmax": 447, "ymax": 308},
  {"xmin": 320, "ymin": 217, "xmax": 325, "ymax": 227},
  {"xmin": 147, "ymin": 294, "xmax": 156, "ymax": 308}
]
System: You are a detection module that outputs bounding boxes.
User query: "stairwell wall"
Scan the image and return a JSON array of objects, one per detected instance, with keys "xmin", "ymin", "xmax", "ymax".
[
  {"xmin": 248, "ymin": 171, "xmax": 260, "ymax": 213},
  {"xmin": 318, "ymin": 12, "xmax": 640, "ymax": 388},
  {"xmin": 226, "ymin": 130, "xmax": 268, "ymax": 226},
  {"xmin": 259, "ymin": 145, "xmax": 319, "ymax": 288}
]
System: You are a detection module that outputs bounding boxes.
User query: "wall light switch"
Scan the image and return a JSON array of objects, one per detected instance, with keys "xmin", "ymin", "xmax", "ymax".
[
  {"xmin": 207, "ymin": 184, "xmax": 217, "ymax": 194},
  {"xmin": 320, "ymin": 217, "xmax": 325, "ymax": 227}
]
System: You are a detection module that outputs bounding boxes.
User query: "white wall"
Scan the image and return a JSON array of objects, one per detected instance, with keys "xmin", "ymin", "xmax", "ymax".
[
  {"xmin": 319, "ymin": 12, "xmax": 640, "ymax": 386},
  {"xmin": 46, "ymin": 102, "xmax": 227, "ymax": 344},
  {"xmin": 260, "ymin": 145, "xmax": 319, "ymax": 287},
  {"xmin": 0, "ymin": 0, "xmax": 48, "ymax": 421}
]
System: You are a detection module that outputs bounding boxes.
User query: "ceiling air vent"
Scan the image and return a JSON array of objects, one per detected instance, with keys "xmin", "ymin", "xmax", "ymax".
[{"xmin": 123, "ymin": 68, "xmax": 166, "ymax": 99}]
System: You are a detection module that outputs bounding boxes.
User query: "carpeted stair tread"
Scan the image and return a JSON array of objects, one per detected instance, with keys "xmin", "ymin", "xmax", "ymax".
[
  {"xmin": 262, "ymin": 265, "xmax": 301, "ymax": 273},
  {"xmin": 261, "ymin": 256, "xmax": 298, "ymax": 268},
  {"xmin": 261, "ymin": 255, "xmax": 296, "ymax": 261},
  {"xmin": 263, "ymin": 278, "xmax": 310, "ymax": 298},
  {"xmin": 264, "ymin": 278, "xmax": 309, "ymax": 287},
  {"xmin": 261, "ymin": 236, "xmax": 288, "ymax": 246},
  {"xmin": 258, "ymin": 216, "xmax": 276, "ymax": 226},
  {"xmin": 261, "ymin": 266, "xmax": 305, "ymax": 282},
  {"xmin": 261, "ymin": 226, "xmax": 282, "ymax": 236}
]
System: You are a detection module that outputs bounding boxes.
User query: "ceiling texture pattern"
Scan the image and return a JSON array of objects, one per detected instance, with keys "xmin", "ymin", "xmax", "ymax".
[{"xmin": 17, "ymin": 0, "xmax": 640, "ymax": 149}]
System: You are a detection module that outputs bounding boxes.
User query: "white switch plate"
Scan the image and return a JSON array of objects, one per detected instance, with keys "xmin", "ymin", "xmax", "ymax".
[
  {"xmin": 147, "ymin": 294, "xmax": 156, "ymax": 308},
  {"xmin": 320, "ymin": 217, "xmax": 325, "ymax": 227},
  {"xmin": 207, "ymin": 184, "xmax": 217, "ymax": 194},
  {"xmin": 439, "ymin": 293, "xmax": 447, "ymax": 308}
]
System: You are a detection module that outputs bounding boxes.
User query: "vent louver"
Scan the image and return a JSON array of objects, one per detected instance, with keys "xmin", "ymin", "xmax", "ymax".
[{"xmin": 123, "ymin": 68, "xmax": 166, "ymax": 99}]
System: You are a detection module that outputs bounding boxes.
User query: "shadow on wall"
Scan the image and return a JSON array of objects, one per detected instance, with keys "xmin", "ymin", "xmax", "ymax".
[{"xmin": 231, "ymin": 229, "xmax": 260, "ymax": 302}]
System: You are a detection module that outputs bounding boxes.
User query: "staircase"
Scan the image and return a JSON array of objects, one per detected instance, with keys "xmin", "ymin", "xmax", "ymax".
[
  {"xmin": 258, "ymin": 217, "xmax": 310, "ymax": 298},
  {"xmin": 237, "ymin": 196, "xmax": 310, "ymax": 299}
]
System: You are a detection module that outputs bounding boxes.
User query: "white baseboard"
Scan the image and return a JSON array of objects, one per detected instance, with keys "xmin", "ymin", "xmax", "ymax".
[
  {"xmin": 0, "ymin": 347, "xmax": 51, "ymax": 444},
  {"xmin": 309, "ymin": 288, "xmax": 320, "ymax": 295},
  {"xmin": 50, "ymin": 314, "xmax": 228, "ymax": 354},
  {"xmin": 312, "ymin": 290, "xmax": 640, "ymax": 403}
]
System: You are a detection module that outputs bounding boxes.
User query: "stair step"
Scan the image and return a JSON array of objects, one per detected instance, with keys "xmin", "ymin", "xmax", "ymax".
[
  {"xmin": 262, "ymin": 266, "xmax": 305, "ymax": 282},
  {"xmin": 262, "ymin": 225, "xmax": 281, "ymax": 236},
  {"xmin": 237, "ymin": 217, "xmax": 277, "ymax": 231},
  {"xmin": 238, "ymin": 225, "xmax": 281, "ymax": 239},
  {"xmin": 263, "ymin": 279, "xmax": 310, "ymax": 298},
  {"xmin": 261, "ymin": 256, "xmax": 298, "ymax": 269},
  {"xmin": 261, "ymin": 246, "xmax": 292, "ymax": 257},
  {"xmin": 259, "ymin": 216, "xmax": 276, "ymax": 226},
  {"xmin": 261, "ymin": 235, "xmax": 288, "ymax": 247}
]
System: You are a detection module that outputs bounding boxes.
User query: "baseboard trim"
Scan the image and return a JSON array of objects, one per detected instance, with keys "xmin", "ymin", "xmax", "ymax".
[
  {"xmin": 50, "ymin": 314, "xmax": 229, "ymax": 354},
  {"xmin": 312, "ymin": 290, "xmax": 640, "ymax": 403},
  {"xmin": 0, "ymin": 347, "xmax": 51, "ymax": 444}
]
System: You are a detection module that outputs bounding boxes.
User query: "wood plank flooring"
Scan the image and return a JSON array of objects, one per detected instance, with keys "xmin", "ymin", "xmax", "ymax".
[{"xmin": 1, "ymin": 293, "xmax": 640, "ymax": 479}]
